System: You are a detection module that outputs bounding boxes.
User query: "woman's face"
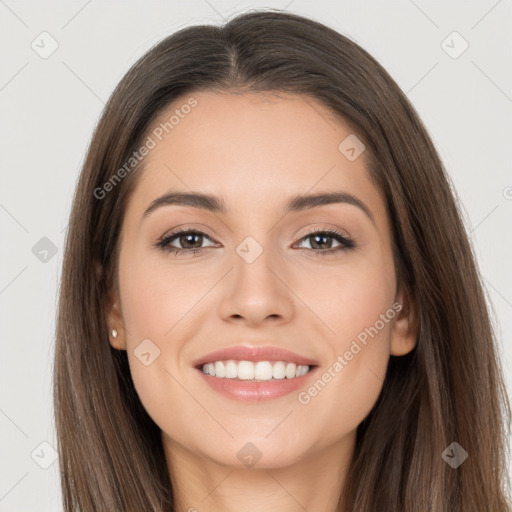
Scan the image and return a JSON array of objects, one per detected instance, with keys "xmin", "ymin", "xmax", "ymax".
[{"xmin": 108, "ymin": 90, "xmax": 415, "ymax": 469}]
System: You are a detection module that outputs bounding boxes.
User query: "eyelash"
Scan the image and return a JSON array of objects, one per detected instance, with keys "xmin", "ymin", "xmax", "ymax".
[{"xmin": 155, "ymin": 226, "xmax": 356, "ymax": 257}]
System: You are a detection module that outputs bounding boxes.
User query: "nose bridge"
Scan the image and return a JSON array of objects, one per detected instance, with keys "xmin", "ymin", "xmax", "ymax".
[
  {"xmin": 229, "ymin": 203, "xmax": 280, "ymax": 272},
  {"xmin": 233, "ymin": 231, "xmax": 281, "ymax": 296},
  {"xmin": 217, "ymin": 230, "xmax": 294, "ymax": 324}
]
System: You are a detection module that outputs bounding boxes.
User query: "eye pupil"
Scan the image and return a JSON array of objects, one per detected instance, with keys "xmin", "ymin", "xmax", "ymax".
[
  {"xmin": 181, "ymin": 233, "xmax": 202, "ymax": 248},
  {"xmin": 310, "ymin": 234, "xmax": 332, "ymax": 250}
]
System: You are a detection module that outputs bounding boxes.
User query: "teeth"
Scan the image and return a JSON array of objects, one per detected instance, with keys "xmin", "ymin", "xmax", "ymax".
[{"xmin": 201, "ymin": 360, "xmax": 312, "ymax": 380}]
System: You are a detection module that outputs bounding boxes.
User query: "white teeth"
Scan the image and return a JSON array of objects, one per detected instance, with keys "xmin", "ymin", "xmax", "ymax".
[
  {"xmin": 225, "ymin": 360, "xmax": 238, "ymax": 378},
  {"xmin": 285, "ymin": 362, "xmax": 297, "ymax": 379},
  {"xmin": 238, "ymin": 361, "xmax": 254, "ymax": 380},
  {"xmin": 214, "ymin": 361, "xmax": 226, "ymax": 378},
  {"xmin": 254, "ymin": 361, "xmax": 273, "ymax": 381},
  {"xmin": 272, "ymin": 361, "xmax": 286, "ymax": 379},
  {"xmin": 201, "ymin": 360, "xmax": 312, "ymax": 380}
]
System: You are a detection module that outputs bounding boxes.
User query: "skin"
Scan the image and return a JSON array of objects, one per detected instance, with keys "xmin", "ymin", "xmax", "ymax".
[{"xmin": 106, "ymin": 91, "xmax": 418, "ymax": 512}]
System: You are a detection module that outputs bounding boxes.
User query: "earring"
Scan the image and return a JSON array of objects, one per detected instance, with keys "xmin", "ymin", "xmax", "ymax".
[{"xmin": 111, "ymin": 329, "xmax": 118, "ymax": 339}]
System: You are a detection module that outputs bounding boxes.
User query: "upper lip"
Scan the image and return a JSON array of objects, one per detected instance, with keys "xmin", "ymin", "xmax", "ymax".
[{"xmin": 192, "ymin": 345, "xmax": 319, "ymax": 368}]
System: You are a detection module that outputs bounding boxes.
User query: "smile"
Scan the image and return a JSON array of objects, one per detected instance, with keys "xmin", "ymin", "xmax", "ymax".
[
  {"xmin": 201, "ymin": 360, "xmax": 311, "ymax": 381},
  {"xmin": 195, "ymin": 360, "xmax": 319, "ymax": 401}
]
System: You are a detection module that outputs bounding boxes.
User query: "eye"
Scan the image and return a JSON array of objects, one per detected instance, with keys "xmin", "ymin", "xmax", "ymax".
[
  {"xmin": 294, "ymin": 228, "xmax": 355, "ymax": 256},
  {"xmin": 155, "ymin": 226, "xmax": 356, "ymax": 257},
  {"xmin": 155, "ymin": 228, "xmax": 217, "ymax": 256}
]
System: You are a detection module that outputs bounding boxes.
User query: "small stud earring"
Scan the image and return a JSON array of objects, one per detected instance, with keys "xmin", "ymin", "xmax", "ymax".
[{"xmin": 111, "ymin": 329, "xmax": 118, "ymax": 339}]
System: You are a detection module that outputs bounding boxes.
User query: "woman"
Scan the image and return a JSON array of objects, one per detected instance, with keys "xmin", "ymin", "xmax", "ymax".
[{"xmin": 53, "ymin": 9, "xmax": 511, "ymax": 511}]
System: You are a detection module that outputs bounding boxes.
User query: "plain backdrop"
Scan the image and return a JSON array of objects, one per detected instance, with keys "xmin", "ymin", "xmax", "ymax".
[{"xmin": 1, "ymin": 1, "xmax": 511, "ymax": 510}]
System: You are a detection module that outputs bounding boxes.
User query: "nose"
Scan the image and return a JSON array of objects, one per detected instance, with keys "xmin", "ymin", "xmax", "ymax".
[{"xmin": 217, "ymin": 242, "xmax": 295, "ymax": 328}]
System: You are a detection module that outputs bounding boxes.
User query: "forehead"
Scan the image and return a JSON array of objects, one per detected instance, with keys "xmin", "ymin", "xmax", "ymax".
[{"xmin": 125, "ymin": 90, "xmax": 386, "ymax": 224}]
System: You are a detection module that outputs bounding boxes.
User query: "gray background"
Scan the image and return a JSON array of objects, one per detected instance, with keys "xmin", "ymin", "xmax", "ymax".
[{"xmin": 1, "ymin": 1, "xmax": 511, "ymax": 510}]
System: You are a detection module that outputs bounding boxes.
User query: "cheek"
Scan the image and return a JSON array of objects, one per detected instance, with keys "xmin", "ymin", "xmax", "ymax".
[
  {"xmin": 309, "ymin": 249, "xmax": 395, "ymax": 352},
  {"xmin": 117, "ymin": 250, "xmax": 210, "ymax": 436},
  {"xmin": 297, "ymin": 254, "xmax": 395, "ymax": 430},
  {"xmin": 296, "ymin": 312, "xmax": 393, "ymax": 446},
  {"xmin": 332, "ymin": 273, "xmax": 394, "ymax": 351},
  {"xmin": 119, "ymin": 248, "xmax": 205, "ymax": 340}
]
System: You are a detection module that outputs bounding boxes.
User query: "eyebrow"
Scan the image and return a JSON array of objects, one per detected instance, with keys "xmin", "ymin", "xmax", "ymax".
[{"xmin": 142, "ymin": 190, "xmax": 375, "ymax": 224}]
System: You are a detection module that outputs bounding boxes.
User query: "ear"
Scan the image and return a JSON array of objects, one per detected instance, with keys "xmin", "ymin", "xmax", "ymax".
[
  {"xmin": 390, "ymin": 284, "xmax": 418, "ymax": 356},
  {"xmin": 105, "ymin": 287, "xmax": 127, "ymax": 351}
]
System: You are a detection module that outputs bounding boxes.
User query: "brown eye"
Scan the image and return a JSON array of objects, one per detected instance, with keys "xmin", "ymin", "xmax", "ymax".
[
  {"xmin": 156, "ymin": 229, "xmax": 216, "ymax": 255},
  {"xmin": 295, "ymin": 229, "xmax": 355, "ymax": 256},
  {"xmin": 175, "ymin": 232, "xmax": 204, "ymax": 249},
  {"xmin": 303, "ymin": 233, "xmax": 337, "ymax": 250}
]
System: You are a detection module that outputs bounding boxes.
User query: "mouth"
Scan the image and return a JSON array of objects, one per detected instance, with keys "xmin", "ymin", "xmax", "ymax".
[
  {"xmin": 192, "ymin": 345, "xmax": 320, "ymax": 401},
  {"xmin": 195, "ymin": 360, "xmax": 317, "ymax": 382},
  {"xmin": 193, "ymin": 355, "xmax": 320, "ymax": 401}
]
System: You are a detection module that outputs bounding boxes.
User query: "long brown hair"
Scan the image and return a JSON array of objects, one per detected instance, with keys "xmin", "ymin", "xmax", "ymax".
[{"xmin": 54, "ymin": 9, "xmax": 511, "ymax": 511}]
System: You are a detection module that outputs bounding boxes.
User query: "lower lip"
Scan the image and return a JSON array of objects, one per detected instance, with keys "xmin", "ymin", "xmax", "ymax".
[{"xmin": 195, "ymin": 366, "xmax": 319, "ymax": 402}]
